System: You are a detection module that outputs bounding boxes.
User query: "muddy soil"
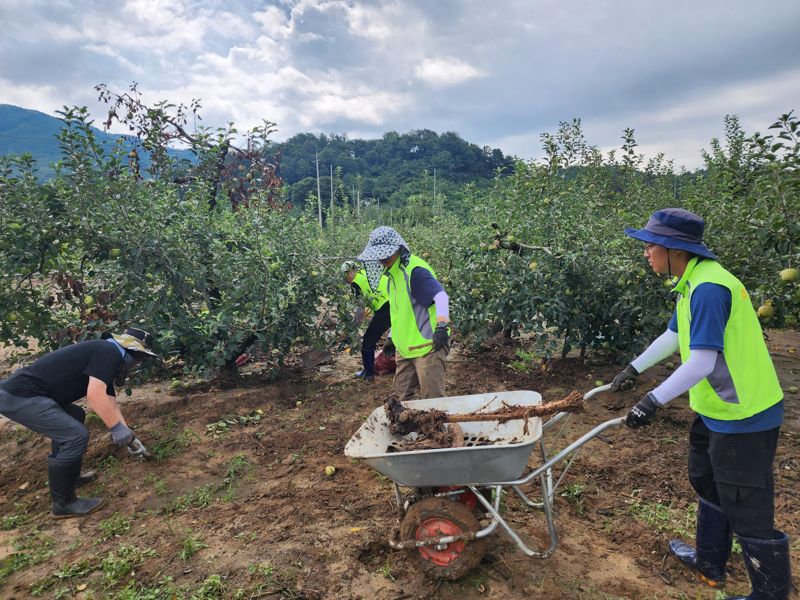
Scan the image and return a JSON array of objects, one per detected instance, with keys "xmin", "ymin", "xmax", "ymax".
[{"xmin": 0, "ymin": 333, "xmax": 798, "ymax": 599}]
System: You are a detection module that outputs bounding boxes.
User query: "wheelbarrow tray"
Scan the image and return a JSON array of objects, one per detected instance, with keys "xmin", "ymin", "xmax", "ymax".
[{"xmin": 344, "ymin": 391, "xmax": 543, "ymax": 487}]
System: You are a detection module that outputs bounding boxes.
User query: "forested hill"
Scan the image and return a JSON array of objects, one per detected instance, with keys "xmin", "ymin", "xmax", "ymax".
[
  {"xmin": 0, "ymin": 104, "xmax": 193, "ymax": 179},
  {"xmin": 1, "ymin": 104, "xmax": 514, "ymax": 206},
  {"xmin": 275, "ymin": 130, "xmax": 515, "ymax": 208}
]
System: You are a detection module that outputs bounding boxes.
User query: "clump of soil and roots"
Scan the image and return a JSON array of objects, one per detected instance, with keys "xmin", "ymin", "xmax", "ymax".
[{"xmin": 384, "ymin": 390, "xmax": 584, "ymax": 450}]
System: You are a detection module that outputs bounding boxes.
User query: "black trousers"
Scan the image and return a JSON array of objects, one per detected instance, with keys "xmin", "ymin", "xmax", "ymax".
[
  {"xmin": 688, "ymin": 415, "xmax": 779, "ymax": 539},
  {"xmin": 363, "ymin": 303, "xmax": 391, "ymax": 353}
]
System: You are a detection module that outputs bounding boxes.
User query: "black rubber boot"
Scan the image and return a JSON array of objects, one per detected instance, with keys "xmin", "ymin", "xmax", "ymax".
[
  {"xmin": 354, "ymin": 349, "xmax": 375, "ymax": 381},
  {"xmin": 669, "ymin": 498, "xmax": 732, "ymax": 586},
  {"xmin": 51, "ymin": 440, "xmax": 96, "ymax": 487},
  {"xmin": 51, "ymin": 405, "xmax": 95, "ymax": 487},
  {"xmin": 49, "ymin": 457, "xmax": 105, "ymax": 519},
  {"xmin": 727, "ymin": 532, "xmax": 792, "ymax": 599}
]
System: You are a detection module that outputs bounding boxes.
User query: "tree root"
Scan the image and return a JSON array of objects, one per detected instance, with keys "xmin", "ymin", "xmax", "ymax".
[{"xmin": 385, "ymin": 391, "xmax": 584, "ymax": 450}]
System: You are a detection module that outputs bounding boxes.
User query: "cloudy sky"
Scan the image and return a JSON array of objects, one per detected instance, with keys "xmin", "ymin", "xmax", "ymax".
[{"xmin": 1, "ymin": 0, "xmax": 799, "ymax": 169}]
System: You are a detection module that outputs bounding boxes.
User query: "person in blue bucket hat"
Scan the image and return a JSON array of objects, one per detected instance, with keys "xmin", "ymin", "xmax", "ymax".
[{"xmin": 611, "ymin": 208, "xmax": 791, "ymax": 598}]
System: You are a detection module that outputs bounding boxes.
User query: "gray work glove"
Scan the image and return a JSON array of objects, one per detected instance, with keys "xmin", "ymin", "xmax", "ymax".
[
  {"xmin": 127, "ymin": 436, "xmax": 151, "ymax": 459},
  {"xmin": 110, "ymin": 421, "xmax": 134, "ymax": 446},
  {"xmin": 611, "ymin": 364, "xmax": 639, "ymax": 392}
]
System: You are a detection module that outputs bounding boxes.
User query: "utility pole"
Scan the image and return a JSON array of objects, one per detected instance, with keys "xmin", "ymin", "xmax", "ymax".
[
  {"xmin": 356, "ymin": 178, "xmax": 361, "ymax": 221},
  {"xmin": 329, "ymin": 164, "xmax": 334, "ymax": 224},
  {"xmin": 433, "ymin": 168, "xmax": 437, "ymax": 215},
  {"xmin": 315, "ymin": 150, "xmax": 322, "ymax": 227}
]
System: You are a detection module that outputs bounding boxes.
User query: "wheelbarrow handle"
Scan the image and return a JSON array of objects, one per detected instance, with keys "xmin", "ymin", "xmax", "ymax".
[
  {"xmin": 407, "ymin": 341, "xmax": 434, "ymax": 351},
  {"xmin": 487, "ymin": 415, "xmax": 626, "ymax": 487},
  {"xmin": 543, "ymin": 384, "xmax": 613, "ymax": 432},
  {"xmin": 583, "ymin": 383, "xmax": 612, "ymax": 400}
]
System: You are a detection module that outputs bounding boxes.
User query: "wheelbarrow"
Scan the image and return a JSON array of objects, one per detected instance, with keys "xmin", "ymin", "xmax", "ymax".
[{"xmin": 344, "ymin": 385, "xmax": 624, "ymax": 579}]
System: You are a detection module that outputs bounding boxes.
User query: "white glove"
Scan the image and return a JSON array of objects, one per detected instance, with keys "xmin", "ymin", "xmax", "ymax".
[{"xmin": 127, "ymin": 436, "xmax": 151, "ymax": 459}]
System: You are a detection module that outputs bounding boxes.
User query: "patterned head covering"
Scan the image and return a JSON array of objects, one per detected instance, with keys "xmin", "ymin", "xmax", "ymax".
[{"xmin": 357, "ymin": 226, "xmax": 411, "ymax": 290}]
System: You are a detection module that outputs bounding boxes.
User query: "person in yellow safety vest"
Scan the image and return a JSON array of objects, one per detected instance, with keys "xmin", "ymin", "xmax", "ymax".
[
  {"xmin": 339, "ymin": 260, "xmax": 392, "ymax": 381},
  {"xmin": 357, "ymin": 226, "xmax": 450, "ymax": 400},
  {"xmin": 611, "ymin": 208, "xmax": 790, "ymax": 600}
]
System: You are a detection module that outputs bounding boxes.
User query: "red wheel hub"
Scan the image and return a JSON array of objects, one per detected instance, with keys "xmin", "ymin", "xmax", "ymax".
[
  {"xmin": 416, "ymin": 518, "xmax": 465, "ymax": 566},
  {"xmin": 436, "ymin": 486, "xmax": 479, "ymax": 511}
]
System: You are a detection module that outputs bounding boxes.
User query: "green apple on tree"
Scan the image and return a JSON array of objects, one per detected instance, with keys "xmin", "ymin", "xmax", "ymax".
[{"xmin": 779, "ymin": 268, "xmax": 799, "ymax": 283}]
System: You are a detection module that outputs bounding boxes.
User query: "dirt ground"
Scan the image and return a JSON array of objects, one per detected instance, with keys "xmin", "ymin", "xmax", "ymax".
[{"xmin": 0, "ymin": 332, "xmax": 798, "ymax": 599}]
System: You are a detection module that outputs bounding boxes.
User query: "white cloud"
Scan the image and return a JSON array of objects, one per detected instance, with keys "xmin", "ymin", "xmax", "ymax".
[
  {"xmin": 83, "ymin": 44, "xmax": 143, "ymax": 75},
  {"xmin": 0, "ymin": 79, "xmax": 62, "ymax": 114},
  {"xmin": 414, "ymin": 57, "xmax": 485, "ymax": 87},
  {"xmin": 344, "ymin": 2, "xmax": 401, "ymax": 40}
]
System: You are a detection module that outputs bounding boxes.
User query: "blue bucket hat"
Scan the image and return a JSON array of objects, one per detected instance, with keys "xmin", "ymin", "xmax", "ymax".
[{"xmin": 624, "ymin": 208, "xmax": 717, "ymax": 260}]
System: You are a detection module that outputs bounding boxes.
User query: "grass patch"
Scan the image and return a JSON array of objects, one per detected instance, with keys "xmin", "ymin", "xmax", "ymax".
[
  {"xmin": 162, "ymin": 454, "xmax": 254, "ymax": 513},
  {"xmin": 97, "ymin": 454, "xmax": 123, "ymax": 476},
  {"xmin": 144, "ymin": 473, "xmax": 169, "ymax": 495},
  {"xmin": 102, "ymin": 545, "xmax": 156, "ymax": 586},
  {"xmin": 205, "ymin": 410, "xmax": 265, "ymax": 439},
  {"xmin": 221, "ymin": 454, "xmax": 252, "ymax": 501},
  {"xmin": 0, "ymin": 529, "xmax": 55, "ymax": 586},
  {"xmin": 99, "ymin": 512, "xmax": 132, "ymax": 541},
  {"xmin": 560, "ymin": 482, "xmax": 587, "ymax": 516},
  {"xmin": 192, "ymin": 574, "xmax": 225, "ymax": 599},
  {"xmin": 30, "ymin": 557, "xmax": 97, "ymax": 596},
  {"xmin": 244, "ymin": 563, "xmax": 303, "ymax": 599},
  {"xmin": 179, "ymin": 535, "xmax": 208, "ymax": 561},
  {"xmin": 151, "ymin": 424, "xmax": 200, "ymax": 461},
  {"xmin": 626, "ymin": 498, "xmax": 694, "ymax": 539},
  {"xmin": 376, "ymin": 558, "xmax": 396, "ymax": 581},
  {"xmin": 508, "ymin": 347, "xmax": 538, "ymax": 373},
  {"xmin": 0, "ymin": 512, "xmax": 29, "ymax": 530},
  {"xmin": 164, "ymin": 484, "xmax": 216, "ymax": 514}
]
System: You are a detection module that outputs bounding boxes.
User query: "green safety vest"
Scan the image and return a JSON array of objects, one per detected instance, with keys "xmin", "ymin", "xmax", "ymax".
[
  {"xmin": 352, "ymin": 270, "xmax": 388, "ymax": 313},
  {"xmin": 385, "ymin": 254, "xmax": 439, "ymax": 359},
  {"xmin": 674, "ymin": 258, "xmax": 783, "ymax": 420}
]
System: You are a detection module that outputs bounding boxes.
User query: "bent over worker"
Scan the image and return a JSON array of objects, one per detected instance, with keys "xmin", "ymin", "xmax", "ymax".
[
  {"xmin": 0, "ymin": 328, "xmax": 158, "ymax": 518},
  {"xmin": 611, "ymin": 208, "xmax": 791, "ymax": 599},
  {"xmin": 340, "ymin": 260, "xmax": 392, "ymax": 381},
  {"xmin": 358, "ymin": 226, "xmax": 450, "ymax": 400}
]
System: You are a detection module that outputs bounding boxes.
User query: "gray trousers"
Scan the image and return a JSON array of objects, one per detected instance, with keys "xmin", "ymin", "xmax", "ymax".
[
  {"xmin": 0, "ymin": 389, "xmax": 89, "ymax": 462},
  {"xmin": 393, "ymin": 347, "xmax": 448, "ymax": 401}
]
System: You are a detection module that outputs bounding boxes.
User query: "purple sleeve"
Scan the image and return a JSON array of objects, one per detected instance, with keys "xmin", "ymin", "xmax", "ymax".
[
  {"xmin": 410, "ymin": 267, "xmax": 444, "ymax": 307},
  {"xmin": 433, "ymin": 291, "xmax": 449, "ymax": 321}
]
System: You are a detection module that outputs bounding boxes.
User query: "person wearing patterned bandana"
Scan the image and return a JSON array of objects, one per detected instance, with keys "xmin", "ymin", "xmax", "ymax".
[
  {"xmin": 611, "ymin": 209, "xmax": 791, "ymax": 599},
  {"xmin": 358, "ymin": 226, "xmax": 450, "ymax": 400},
  {"xmin": 339, "ymin": 260, "xmax": 392, "ymax": 381},
  {"xmin": 0, "ymin": 328, "xmax": 158, "ymax": 518}
]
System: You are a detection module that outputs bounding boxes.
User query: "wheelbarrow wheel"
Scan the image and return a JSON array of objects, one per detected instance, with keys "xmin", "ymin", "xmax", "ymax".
[{"xmin": 399, "ymin": 496, "xmax": 487, "ymax": 580}]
